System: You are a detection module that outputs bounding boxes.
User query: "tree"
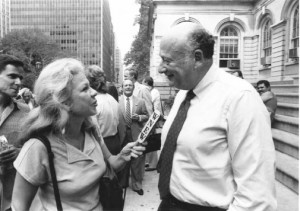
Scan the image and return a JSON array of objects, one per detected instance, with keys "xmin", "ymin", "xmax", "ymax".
[
  {"xmin": 124, "ymin": 0, "xmax": 153, "ymax": 81},
  {"xmin": 0, "ymin": 28, "xmax": 74, "ymax": 89}
]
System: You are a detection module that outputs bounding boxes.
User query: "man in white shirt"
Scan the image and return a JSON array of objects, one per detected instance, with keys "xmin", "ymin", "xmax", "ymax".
[
  {"xmin": 142, "ymin": 76, "xmax": 162, "ymax": 171},
  {"xmin": 156, "ymin": 22, "xmax": 276, "ymax": 211},
  {"xmin": 143, "ymin": 76, "xmax": 162, "ymax": 113}
]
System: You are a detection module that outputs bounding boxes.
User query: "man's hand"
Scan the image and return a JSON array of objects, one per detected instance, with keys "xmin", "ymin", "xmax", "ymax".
[
  {"xmin": 0, "ymin": 146, "xmax": 20, "ymax": 165},
  {"xmin": 131, "ymin": 113, "xmax": 140, "ymax": 121}
]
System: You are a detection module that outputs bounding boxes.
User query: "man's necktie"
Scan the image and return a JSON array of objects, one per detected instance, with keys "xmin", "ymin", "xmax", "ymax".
[
  {"xmin": 158, "ymin": 90, "xmax": 196, "ymax": 199},
  {"xmin": 125, "ymin": 97, "xmax": 132, "ymax": 126}
]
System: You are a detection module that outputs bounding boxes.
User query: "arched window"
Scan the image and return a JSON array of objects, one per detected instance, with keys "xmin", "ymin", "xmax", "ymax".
[
  {"xmin": 291, "ymin": 6, "xmax": 299, "ymax": 49},
  {"xmin": 219, "ymin": 26, "xmax": 239, "ymax": 68},
  {"xmin": 172, "ymin": 17, "xmax": 201, "ymax": 27},
  {"xmin": 262, "ymin": 19, "xmax": 272, "ymax": 57}
]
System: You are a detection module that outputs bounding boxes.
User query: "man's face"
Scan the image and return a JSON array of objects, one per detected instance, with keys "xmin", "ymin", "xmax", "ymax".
[
  {"xmin": 123, "ymin": 80, "xmax": 134, "ymax": 97},
  {"xmin": 23, "ymin": 92, "xmax": 32, "ymax": 104},
  {"xmin": 257, "ymin": 83, "xmax": 268, "ymax": 95},
  {"xmin": 0, "ymin": 64, "xmax": 24, "ymax": 98},
  {"xmin": 158, "ymin": 38, "xmax": 195, "ymax": 90},
  {"xmin": 124, "ymin": 70, "xmax": 133, "ymax": 81}
]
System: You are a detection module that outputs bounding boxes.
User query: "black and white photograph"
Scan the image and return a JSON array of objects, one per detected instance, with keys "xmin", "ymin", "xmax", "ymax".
[{"xmin": 0, "ymin": 0, "xmax": 298, "ymax": 210}]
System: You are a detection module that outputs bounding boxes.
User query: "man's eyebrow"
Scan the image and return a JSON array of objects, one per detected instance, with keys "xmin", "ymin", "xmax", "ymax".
[{"xmin": 8, "ymin": 73, "xmax": 23, "ymax": 80}]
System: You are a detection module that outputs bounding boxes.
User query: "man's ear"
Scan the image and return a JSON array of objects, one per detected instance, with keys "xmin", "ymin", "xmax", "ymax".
[
  {"xmin": 194, "ymin": 49, "xmax": 203, "ymax": 62},
  {"xmin": 194, "ymin": 49, "xmax": 204, "ymax": 70}
]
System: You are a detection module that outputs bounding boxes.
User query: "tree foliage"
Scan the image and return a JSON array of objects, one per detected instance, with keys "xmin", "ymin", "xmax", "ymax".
[
  {"xmin": 124, "ymin": 0, "xmax": 153, "ymax": 81},
  {"xmin": 0, "ymin": 28, "xmax": 74, "ymax": 89}
]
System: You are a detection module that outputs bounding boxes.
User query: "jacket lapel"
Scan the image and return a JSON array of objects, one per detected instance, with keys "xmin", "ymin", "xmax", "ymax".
[{"xmin": 132, "ymin": 96, "xmax": 139, "ymax": 114}]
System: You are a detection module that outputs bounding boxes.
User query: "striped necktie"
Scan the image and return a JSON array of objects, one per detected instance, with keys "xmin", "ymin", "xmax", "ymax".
[
  {"xmin": 157, "ymin": 90, "xmax": 196, "ymax": 199},
  {"xmin": 125, "ymin": 97, "xmax": 132, "ymax": 126}
]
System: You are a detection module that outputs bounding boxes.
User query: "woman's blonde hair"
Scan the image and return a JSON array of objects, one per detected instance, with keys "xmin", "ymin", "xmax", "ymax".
[{"xmin": 21, "ymin": 58, "xmax": 94, "ymax": 141}]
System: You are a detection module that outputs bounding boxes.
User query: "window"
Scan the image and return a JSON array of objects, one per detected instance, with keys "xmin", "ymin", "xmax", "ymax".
[
  {"xmin": 219, "ymin": 26, "xmax": 239, "ymax": 68},
  {"xmin": 262, "ymin": 19, "xmax": 272, "ymax": 57},
  {"xmin": 291, "ymin": 6, "xmax": 299, "ymax": 49}
]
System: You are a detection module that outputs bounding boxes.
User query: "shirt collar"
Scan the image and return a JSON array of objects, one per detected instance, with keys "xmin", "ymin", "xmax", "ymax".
[
  {"xmin": 193, "ymin": 64, "xmax": 220, "ymax": 98},
  {"xmin": 53, "ymin": 132, "xmax": 96, "ymax": 164},
  {"xmin": 124, "ymin": 95, "xmax": 133, "ymax": 101}
]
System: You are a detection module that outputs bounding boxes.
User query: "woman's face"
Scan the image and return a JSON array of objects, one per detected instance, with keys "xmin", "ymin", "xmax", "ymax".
[{"xmin": 70, "ymin": 72, "xmax": 98, "ymax": 118}]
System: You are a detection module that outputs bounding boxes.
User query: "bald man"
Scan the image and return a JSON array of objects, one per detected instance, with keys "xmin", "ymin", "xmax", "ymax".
[{"xmin": 156, "ymin": 22, "xmax": 276, "ymax": 211}]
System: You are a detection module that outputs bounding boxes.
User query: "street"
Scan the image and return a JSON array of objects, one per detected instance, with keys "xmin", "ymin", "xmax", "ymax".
[{"xmin": 123, "ymin": 170, "xmax": 160, "ymax": 211}]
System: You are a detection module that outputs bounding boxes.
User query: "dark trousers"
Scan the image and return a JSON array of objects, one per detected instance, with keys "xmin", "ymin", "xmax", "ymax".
[{"xmin": 157, "ymin": 195, "xmax": 226, "ymax": 211}]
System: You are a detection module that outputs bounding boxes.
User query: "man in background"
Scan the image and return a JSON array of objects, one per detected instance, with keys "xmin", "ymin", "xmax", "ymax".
[
  {"xmin": 18, "ymin": 88, "xmax": 36, "ymax": 110},
  {"xmin": 119, "ymin": 79, "xmax": 149, "ymax": 195},
  {"xmin": 257, "ymin": 80, "xmax": 277, "ymax": 124},
  {"xmin": 142, "ymin": 76, "xmax": 162, "ymax": 171},
  {"xmin": 0, "ymin": 55, "xmax": 29, "ymax": 211},
  {"xmin": 124, "ymin": 69, "xmax": 153, "ymax": 116}
]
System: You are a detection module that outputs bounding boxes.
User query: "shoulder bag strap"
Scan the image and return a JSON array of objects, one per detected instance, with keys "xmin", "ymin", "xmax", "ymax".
[{"xmin": 33, "ymin": 135, "xmax": 63, "ymax": 211}]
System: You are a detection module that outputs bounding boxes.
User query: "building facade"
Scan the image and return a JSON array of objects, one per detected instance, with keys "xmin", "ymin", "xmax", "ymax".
[
  {"xmin": 149, "ymin": 0, "xmax": 299, "ymax": 84},
  {"xmin": 102, "ymin": 0, "xmax": 115, "ymax": 81},
  {"xmin": 115, "ymin": 46, "xmax": 123, "ymax": 84},
  {"xmin": 9, "ymin": 0, "xmax": 115, "ymax": 81},
  {"xmin": 0, "ymin": 0, "xmax": 10, "ymax": 38}
]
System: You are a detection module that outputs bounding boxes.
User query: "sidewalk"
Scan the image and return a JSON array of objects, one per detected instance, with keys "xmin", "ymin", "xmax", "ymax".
[{"xmin": 123, "ymin": 170, "xmax": 160, "ymax": 211}]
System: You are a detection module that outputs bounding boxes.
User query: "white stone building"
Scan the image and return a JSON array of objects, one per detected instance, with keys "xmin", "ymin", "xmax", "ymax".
[{"xmin": 149, "ymin": 0, "xmax": 299, "ymax": 84}]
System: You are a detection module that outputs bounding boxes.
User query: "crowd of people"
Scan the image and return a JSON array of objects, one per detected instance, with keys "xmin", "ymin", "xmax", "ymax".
[{"xmin": 0, "ymin": 21, "xmax": 278, "ymax": 211}]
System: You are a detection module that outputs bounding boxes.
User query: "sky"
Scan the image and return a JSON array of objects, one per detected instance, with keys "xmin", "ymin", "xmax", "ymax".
[{"xmin": 109, "ymin": 0, "xmax": 140, "ymax": 59}]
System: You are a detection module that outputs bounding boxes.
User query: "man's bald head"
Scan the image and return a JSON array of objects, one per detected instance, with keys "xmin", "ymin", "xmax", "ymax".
[
  {"xmin": 158, "ymin": 22, "xmax": 215, "ymax": 90},
  {"xmin": 161, "ymin": 22, "xmax": 215, "ymax": 59}
]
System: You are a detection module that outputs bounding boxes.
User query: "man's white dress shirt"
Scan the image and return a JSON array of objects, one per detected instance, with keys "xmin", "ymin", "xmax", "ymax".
[
  {"xmin": 151, "ymin": 88, "xmax": 162, "ymax": 112},
  {"xmin": 161, "ymin": 64, "xmax": 276, "ymax": 210}
]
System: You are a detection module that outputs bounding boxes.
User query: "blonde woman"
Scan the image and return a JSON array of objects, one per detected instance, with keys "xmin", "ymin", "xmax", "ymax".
[{"xmin": 11, "ymin": 58, "xmax": 144, "ymax": 211}]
